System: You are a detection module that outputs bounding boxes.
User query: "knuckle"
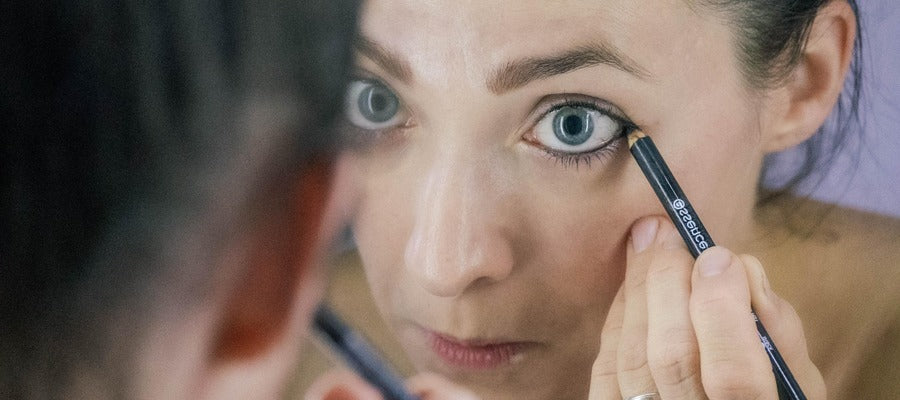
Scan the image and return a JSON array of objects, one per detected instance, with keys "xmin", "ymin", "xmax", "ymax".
[
  {"xmin": 600, "ymin": 323, "xmax": 623, "ymax": 343},
  {"xmin": 591, "ymin": 350, "xmax": 618, "ymax": 379},
  {"xmin": 702, "ymin": 361, "xmax": 772, "ymax": 400},
  {"xmin": 617, "ymin": 340, "xmax": 649, "ymax": 373},
  {"xmin": 624, "ymin": 271, "xmax": 648, "ymax": 294},
  {"xmin": 647, "ymin": 329, "xmax": 700, "ymax": 387},
  {"xmin": 690, "ymin": 290, "xmax": 735, "ymax": 316},
  {"xmin": 645, "ymin": 253, "xmax": 687, "ymax": 282}
]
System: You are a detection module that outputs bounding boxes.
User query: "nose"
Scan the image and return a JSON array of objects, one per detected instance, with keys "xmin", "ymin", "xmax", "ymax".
[{"xmin": 403, "ymin": 153, "xmax": 515, "ymax": 297}]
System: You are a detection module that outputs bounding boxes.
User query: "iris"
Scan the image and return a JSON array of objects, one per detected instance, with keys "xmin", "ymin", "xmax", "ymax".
[
  {"xmin": 358, "ymin": 84, "xmax": 399, "ymax": 123},
  {"xmin": 553, "ymin": 106, "xmax": 594, "ymax": 146}
]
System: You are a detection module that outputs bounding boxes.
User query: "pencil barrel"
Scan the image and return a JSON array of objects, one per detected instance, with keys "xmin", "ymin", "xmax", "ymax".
[
  {"xmin": 314, "ymin": 305, "xmax": 420, "ymax": 400},
  {"xmin": 628, "ymin": 136, "xmax": 715, "ymax": 257},
  {"xmin": 628, "ymin": 134, "xmax": 806, "ymax": 400}
]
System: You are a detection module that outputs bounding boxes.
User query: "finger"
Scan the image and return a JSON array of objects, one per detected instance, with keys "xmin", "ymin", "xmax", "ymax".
[
  {"xmin": 741, "ymin": 254, "xmax": 826, "ymax": 400},
  {"xmin": 305, "ymin": 369, "xmax": 384, "ymax": 400},
  {"xmin": 406, "ymin": 372, "xmax": 480, "ymax": 400},
  {"xmin": 690, "ymin": 247, "xmax": 775, "ymax": 400},
  {"xmin": 590, "ymin": 286, "xmax": 625, "ymax": 399},
  {"xmin": 616, "ymin": 217, "xmax": 660, "ymax": 398},
  {"xmin": 644, "ymin": 220, "xmax": 705, "ymax": 400}
]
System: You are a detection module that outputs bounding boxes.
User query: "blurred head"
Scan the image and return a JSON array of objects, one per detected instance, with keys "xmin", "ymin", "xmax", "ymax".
[
  {"xmin": 340, "ymin": 0, "xmax": 858, "ymax": 398},
  {"xmin": 1, "ymin": 0, "xmax": 358, "ymax": 398}
]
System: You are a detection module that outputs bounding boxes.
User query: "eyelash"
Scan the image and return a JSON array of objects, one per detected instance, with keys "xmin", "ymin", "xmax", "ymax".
[
  {"xmin": 530, "ymin": 98, "xmax": 638, "ymax": 169},
  {"xmin": 344, "ymin": 74, "xmax": 638, "ymax": 169},
  {"xmin": 341, "ymin": 75, "xmax": 412, "ymax": 148}
]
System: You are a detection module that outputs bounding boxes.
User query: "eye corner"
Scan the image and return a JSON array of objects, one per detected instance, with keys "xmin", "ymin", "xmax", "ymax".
[{"xmin": 521, "ymin": 95, "xmax": 636, "ymax": 170}]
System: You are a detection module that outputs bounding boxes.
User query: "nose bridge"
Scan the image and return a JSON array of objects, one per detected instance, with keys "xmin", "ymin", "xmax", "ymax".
[{"xmin": 404, "ymin": 148, "xmax": 513, "ymax": 297}]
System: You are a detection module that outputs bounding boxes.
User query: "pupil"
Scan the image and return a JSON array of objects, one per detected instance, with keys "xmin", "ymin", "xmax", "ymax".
[
  {"xmin": 552, "ymin": 107, "xmax": 593, "ymax": 146},
  {"xmin": 371, "ymin": 94, "xmax": 386, "ymax": 112},
  {"xmin": 563, "ymin": 115, "xmax": 583, "ymax": 136}
]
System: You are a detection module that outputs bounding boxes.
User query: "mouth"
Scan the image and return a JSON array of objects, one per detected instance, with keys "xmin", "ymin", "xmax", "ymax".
[{"xmin": 426, "ymin": 330, "xmax": 535, "ymax": 370}]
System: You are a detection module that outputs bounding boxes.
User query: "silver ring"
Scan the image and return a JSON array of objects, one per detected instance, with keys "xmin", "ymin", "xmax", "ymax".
[{"xmin": 624, "ymin": 394, "xmax": 660, "ymax": 400}]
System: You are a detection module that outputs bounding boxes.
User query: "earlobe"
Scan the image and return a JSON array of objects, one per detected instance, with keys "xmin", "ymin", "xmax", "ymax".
[{"xmin": 762, "ymin": 0, "xmax": 857, "ymax": 153}]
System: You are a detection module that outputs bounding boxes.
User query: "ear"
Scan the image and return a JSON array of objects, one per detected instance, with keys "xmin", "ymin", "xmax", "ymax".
[
  {"xmin": 761, "ymin": 0, "xmax": 857, "ymax": 153},
  {"xmin": 200, "ymin": 159, "xmax": 335, "ymax": 399}
]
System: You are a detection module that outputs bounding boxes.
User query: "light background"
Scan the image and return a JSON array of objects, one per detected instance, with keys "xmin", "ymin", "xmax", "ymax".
[{"xmin": 766, "ymin": 2, "xmax": 900, "ymax": 217}]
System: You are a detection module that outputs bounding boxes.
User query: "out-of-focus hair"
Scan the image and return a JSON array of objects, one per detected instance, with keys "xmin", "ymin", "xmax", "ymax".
[{"xmin": 0, "ymin": 0, "xmax": 359, "ymax": 397}]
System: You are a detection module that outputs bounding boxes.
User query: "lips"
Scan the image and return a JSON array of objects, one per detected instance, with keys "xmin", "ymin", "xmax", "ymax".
[{"xmin": 427, "ymin": 331, "xmax": 530, "ymax": 369}]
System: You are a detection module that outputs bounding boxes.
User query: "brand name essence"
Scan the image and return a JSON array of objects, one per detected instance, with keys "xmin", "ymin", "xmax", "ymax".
[{"xmin": 672, "ymin": 199, "xmax": 709, "ymax": 250}]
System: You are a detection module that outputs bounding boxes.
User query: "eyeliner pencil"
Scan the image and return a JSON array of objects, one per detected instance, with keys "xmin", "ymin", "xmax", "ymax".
[
  {"xmin": 627, "ymin": 130, "xmax": 805, "ymax": 400},
  {"xmin": 313, "ymin": 304, "xmax": 419, "ymax": 400}
]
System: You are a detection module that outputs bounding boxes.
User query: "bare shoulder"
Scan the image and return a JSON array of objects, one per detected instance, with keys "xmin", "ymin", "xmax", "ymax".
[
  {"xmin": 755, "ymin": 196, "xmax": 900, "ymax": 294},
  {"xmin": 846, "ymin": 310, "xmax": 900, "ymax": 400},
  {"xmin": 812, "ymin": 201, "xmax": 900, "ymax": 291},
  {"xmin": 764, "ymin": 196, "xmax": 900, "ymax": 308},
  {"xmin": 754, "ymin": 197, "xmax": 900, "ymax": 399},
  {"xmin": 817, "ymin": 206, "xmax": 900, "ymax": 399}
]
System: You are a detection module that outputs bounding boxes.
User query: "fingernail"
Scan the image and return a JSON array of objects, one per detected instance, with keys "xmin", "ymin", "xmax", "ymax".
[
  {"xmin": 750, "ymin": 256, "xmax": 774, "ymax": 298},
  {"xmin": 631, "ymin": 218, "xmax": 659, "ymax": 253},
  {"xmin": 698, "ymin": 247, "xmax": 732, "ymax": 277}
]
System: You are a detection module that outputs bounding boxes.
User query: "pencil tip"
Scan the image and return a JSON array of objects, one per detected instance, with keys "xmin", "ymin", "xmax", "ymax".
[{"xmin": 627, "ymin": 130, "xmax": 646, "ymax": 147}]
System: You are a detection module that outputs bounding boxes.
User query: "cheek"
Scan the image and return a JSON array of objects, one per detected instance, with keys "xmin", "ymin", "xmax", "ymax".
[
  {"xmin": 518, "ymin": 161, "xmax": 653, "ymax": 309},
  {"xmin": 346, "ymin": 155, "xmax": 417, "ymax": 314}
]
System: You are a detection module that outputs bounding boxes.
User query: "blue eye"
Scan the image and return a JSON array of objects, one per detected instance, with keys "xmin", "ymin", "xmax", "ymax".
[
  {"xmin": 344, "ymin": 80, "xmax": 405, "ymax": 130},
  {"xmin": 533, "ymin": 104, "xmax": 623, "ymax": 153},
  {"xmin": 553, "ymin": 107, "xmax": 594, "ymax": 146}
]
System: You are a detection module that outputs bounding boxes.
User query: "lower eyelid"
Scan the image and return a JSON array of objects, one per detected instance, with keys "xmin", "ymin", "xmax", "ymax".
[
  {"xmin": 533, "ymin": 130, "xmax": 627, "ymax": 169},
  {"xmin": 545, "ymin": 143, "xmax": 621, "ymax": 169}
]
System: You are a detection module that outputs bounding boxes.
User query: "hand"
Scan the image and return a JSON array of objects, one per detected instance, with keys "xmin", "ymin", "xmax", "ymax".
[
  {"xmin": 589, "ymin": 216, "xmax": 826, "ymax": 400},
  {"xmin": 306, "ymin": 369, "xmax": 479, "ymax": 400}
]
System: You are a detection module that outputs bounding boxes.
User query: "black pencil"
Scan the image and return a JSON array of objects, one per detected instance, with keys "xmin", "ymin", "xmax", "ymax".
[
  {"xmin": 627, "ymin": 130, "xmax": 806, "ymax": 400},
  {"xmin": 313, "ymin": 304, "xmax": 420, "ymax": 400}
]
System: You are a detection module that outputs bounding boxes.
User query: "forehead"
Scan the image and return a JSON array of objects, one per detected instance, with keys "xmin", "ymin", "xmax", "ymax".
[{"xmin": 358, "ymin": 0, "xmax": 730, "ymax": 88}]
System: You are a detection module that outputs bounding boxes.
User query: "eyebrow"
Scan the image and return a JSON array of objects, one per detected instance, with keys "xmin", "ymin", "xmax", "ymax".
[
  {"xmin": 487, "ymin": 43, "xmax": 650, "ymax": 94},
  {"xmin": 354, "ymin": 35, "xmax": 649, "ymax": 95},
  {"xmin": 354, "ymin": 35, "xmax": 414, "ymax": 83}
]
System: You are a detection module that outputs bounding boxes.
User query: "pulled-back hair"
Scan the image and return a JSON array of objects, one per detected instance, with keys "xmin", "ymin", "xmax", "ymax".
[{"xmin": 696, "ymin": 0, "xmax": 863, "ymax": 200}]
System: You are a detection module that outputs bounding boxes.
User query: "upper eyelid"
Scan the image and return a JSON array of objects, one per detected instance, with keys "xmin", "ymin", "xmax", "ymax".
[
  {"xmin": 522, "ymin": 96, "xmax": 634, "ymax": 143},
  {"xmin": 350, "ymin": 66, "xmax": 406, "ymax": 89},
  {"xmin": 346, "ymin": 71, "xmax": 414, "ymax": 112},
  {"xmin": 523, "ymin": 95, "xmax": 632, "ymax": 150},
  {"xmin": 533, "ymin": 95, "xmax": 629, "ymax": 124},
  {"xmin": 348, "ymin": 72, "xmax": 391, "ymax": 89},
  {"xmin": 346, "ymin": 74, "xmax": 413, "ymax": 113}
]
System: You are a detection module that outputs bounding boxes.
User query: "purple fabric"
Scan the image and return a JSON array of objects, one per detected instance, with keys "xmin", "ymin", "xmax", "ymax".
[{"xmin": 764, "ymin": 2, "xmax": 900, "ymax": 217}]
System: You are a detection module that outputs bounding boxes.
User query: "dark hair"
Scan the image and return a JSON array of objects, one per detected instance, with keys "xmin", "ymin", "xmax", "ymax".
[
  {"xmin": 0, "ymin": 0, "xmax": 359, "ymax": 397},
  {"xmin": 697, "ymin": 0, "xmax": 864, "ymax": 201}
]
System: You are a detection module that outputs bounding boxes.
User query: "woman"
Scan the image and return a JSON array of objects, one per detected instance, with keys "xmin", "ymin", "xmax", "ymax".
[{"xmin": 323, "ymin": 0, "xmax": 900, "ymax": 398}]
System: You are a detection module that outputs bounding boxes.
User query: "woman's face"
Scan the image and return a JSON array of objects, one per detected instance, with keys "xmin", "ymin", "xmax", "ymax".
[{"xmin": 343, "ymin": 0, "xmax": 770, "ymax": 398}]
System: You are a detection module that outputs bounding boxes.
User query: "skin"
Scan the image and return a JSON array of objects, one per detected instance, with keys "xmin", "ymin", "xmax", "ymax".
[{"xmin": 320, "ymin": 0, "xmax": 900, "ymax": 399}]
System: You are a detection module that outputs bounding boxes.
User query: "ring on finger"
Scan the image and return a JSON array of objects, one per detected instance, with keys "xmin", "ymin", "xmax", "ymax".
[{"xmin": 624, "ymin": 393, "xmax": 660, "ymax": 400}]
